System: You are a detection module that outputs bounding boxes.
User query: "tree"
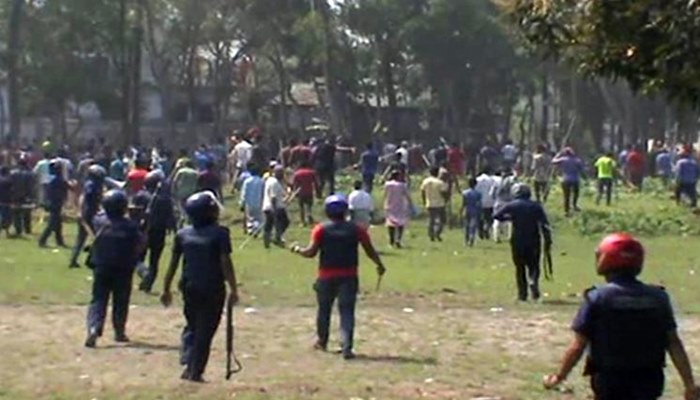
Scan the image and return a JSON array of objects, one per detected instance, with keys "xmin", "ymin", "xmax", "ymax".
[
  {"xmin": 7, "ymin": 0, "xmax": 23, "ymax": 139},
  {"xmin": 501, "ymin": 0, "xmax": 700, "ymax": 106}
]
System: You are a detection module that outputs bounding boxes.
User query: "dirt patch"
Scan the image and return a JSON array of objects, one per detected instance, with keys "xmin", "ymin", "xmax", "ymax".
[{"xmin": 0, "ymin": 304, "xmax": 698, "ymax": 399}]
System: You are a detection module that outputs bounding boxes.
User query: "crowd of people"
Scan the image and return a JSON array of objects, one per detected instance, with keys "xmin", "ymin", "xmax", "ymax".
[{"xmin": 2, "ymin": 130, "xmax": 700, "ymax": 397}]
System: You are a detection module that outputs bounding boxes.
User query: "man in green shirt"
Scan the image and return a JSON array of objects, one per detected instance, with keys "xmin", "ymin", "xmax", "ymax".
[
  {"xmin": 594, "ymin": 152, "xmax": 617, "ymax": 206},
  {"xmin": 172, "ymin": 160, "xmax": 200, "ymax": 224}
]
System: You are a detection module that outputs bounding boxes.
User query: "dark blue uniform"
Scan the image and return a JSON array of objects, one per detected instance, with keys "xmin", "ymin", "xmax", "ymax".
[
  {"xmin": 86, "ymin": 213, "xmax": 143, "ymax": 339},
  {"xmin": 311, "ymin": 221, "xmax": 370, "ymax": 355},
  {"xmin": 139, "ymin": 189, "xmax": 176, "ymax": 292},
  {"xmin": 175, "ymin": 224, "xmax": 231, "ymax": 379},
  {"xmin": 38, "ymin": 174, "xmax": 70, "ymax": 247},
  {"xmin": 10, "ymin": 166, "xmax": 36, "ymax": 235},
  {"xmin": 69, "ymin": 178, "xmax": 103, "ymax": 267},
  {"xmin": 572, "ymin": 277, "xmax": 676, "ymax": 399},
  {"xmin": 0, "ymin": 172, "xmax": 12, "ymax": 234},
  {"xmin": 493, "ymin": 198, "xmax": 552, "ymax": 301}
]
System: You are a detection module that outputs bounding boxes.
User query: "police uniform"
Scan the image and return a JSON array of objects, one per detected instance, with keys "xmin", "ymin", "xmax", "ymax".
[
  {"xmin": 175, "ymin": 223, "xmax": 231, "ymax": 380},
  {"xmin": 139, "ymin": 186, "xmax": 176, "ymax": 292},
  {"xmin": 572, "ymin": 277, "xmax": 676, "ymax": 399},
  {"xmin": 0, "ymin": 169, "xmax": 12, "ymax": 234},
  {"xmin": 10, "ymin": 163, "xmax": 36, "ymax": 236},
  {"xmin": 493, "ymin": 189, "xmax": 551, "ymax": 301},
  {"xmin": 86, "ymin": 211, "xmax": 144, "ymax": 345},
  {"xmin": 310, "ymin": 220, "xmax": 370, "ymax": 356},
  {"xmin": 69, "ymin": 176, "xmax": 104, "ymax": 268}
]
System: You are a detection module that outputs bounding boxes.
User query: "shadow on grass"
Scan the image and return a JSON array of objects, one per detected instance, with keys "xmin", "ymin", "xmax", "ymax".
[
  {"xmin": 352, "ymin": 354, "xmax": 438, "ymax": 366},
  {"xmin": 100, "ymin": 340, "xmax": 179, "ymax": 352},
  {"xmin": 540, "ymin": 298, "xmax": 579, "ymax": 307}
]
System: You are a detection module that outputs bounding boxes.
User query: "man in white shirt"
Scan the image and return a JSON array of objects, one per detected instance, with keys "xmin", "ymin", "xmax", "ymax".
[
  {"xmin": 396, "ymin": 141, "xmax": 410, "ymax": 167},
  {"xmin": 231, "ymin": 135, "xmax": 253, "ymax": 180},
  {"xmin": 475, "ymin": 170, "xmax": 497, "ymax": 240},
  {"xmin": 262, "ymin": 167, "xmax": 290, "ymax": 248},
  {"xmin": 348, "ymin": 180, "xmax": 375, "ymax": 229},
  {"xmin": 490, "ymin": 170, "xmax": 515, "ymax": 243}
]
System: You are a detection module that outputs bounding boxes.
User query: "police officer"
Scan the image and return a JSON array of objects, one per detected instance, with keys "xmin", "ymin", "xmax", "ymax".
[
  {"xmin": 139, "ymin": 170, "xmax": 176, "ymax": 293},
  {"xmin": 10, "ymin": 156, "xmax": 36, "ymax": 236},
  {"xmin": 85, "ymin": 190, "xmax": 145, "ymax": 348},
  {"xmin": 291, "ymin": 195, "xmax": 386, "ymax": 360},
  {"xmin": 69, "ymin": 164, "xmax": 106, "ymax": 268},
  {"xmin": 38, "ymin": 162, "xmax": 70, "ymax": 248},
  {"xmin": 493, "ymin": 184, "xmax": 552, "ymax": 301},
  {"xmin": 161, "ymin": 191, "xmax": 239, "ymax": 382},
  {"xmin": 544, "ymin": 233, "xmax": 700, "ymax": 400},
  {"xmin": 0, "ymin": 166, "xmax": 12, "ymax": 237}
]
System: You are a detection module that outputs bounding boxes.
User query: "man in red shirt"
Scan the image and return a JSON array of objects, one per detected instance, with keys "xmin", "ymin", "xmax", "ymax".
[
  {"xmin": 447, "ymin": 142, "xmax": 466, "ymax": 178},
  {"xmin": 125, "ymin": 158, "xmax": 150, "ymax": 197},
  {"xmin": 290, "ymin": 139, "xmax": 313, "ymax": 169},
  {"xmin": 626, "ymin": 145, "xmax": 646, "ymax": 190},
  {"xmin": 291, "ymin": 195, "xmax": 386, "ymax": 360},
  {"xmin": 279, "ymin": 139, "xmax": 296, "ymax": 169},
  {"xmin": 292, "ymin": 161, "xmax": 318, "ymax": 226}
]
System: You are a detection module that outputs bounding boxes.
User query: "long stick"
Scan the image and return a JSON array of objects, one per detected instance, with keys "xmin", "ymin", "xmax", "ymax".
[
  {"xmin": 225, "ymin": 295, "xmax": 242, "ymax": 380},
  {"xmin": 375, "ymin": 274, "xmax": 383, "ymax": 292}
]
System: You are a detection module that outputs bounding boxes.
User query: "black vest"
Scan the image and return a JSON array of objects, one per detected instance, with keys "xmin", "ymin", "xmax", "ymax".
[
  {"xmin": 319, "ymin": 221, "xmax": 359, "ymax": 270},
  {"xmin": 589, "ymin": 284, "xmax": 669, "ymax": 370}
]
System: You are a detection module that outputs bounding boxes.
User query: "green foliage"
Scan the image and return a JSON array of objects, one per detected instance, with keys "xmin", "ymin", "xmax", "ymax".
[{"xmin": 502, "ymin": 0, "xmax": 700, "ymax": 105}]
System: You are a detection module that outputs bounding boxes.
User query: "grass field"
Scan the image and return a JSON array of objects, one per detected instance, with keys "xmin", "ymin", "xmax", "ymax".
[{"xmin": 1, "ymin": 177, "xmax": 700, "ymax": 399}]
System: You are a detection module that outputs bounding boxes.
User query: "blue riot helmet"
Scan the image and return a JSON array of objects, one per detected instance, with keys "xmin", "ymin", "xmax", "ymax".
[
  {"xmin": 324, "ymin": 194, "xmax": 349, "ymax": 219},
  {"xmin": 185, "ymin": 191, "xmax": 221, "ymax": 227},
  {"xmin": 102, "ymin": 190, "xmax": 128, "ymax": 218}
]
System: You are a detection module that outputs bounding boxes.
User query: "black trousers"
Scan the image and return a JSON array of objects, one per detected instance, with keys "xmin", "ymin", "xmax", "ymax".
[
  {"xmin": 70, "ymin": 217, "xmax": 95, "ymax": 266},
  {"xmin": 591, "ymin": 369, "xmax": 664, "ymax": 400},
  {"xmin": 317, "ymin": 168, "xmax": 336, "ymax": 196},
  {"xmin": 534, "ymin": 181, "xmax": 548, "ymax": 203},
  {"xmin": 479, "ymin": 208, "xmax": 493, "ymax": 239},
  {"xmin": 12, "ymin": 206, "xmax": 31, "ymax": 235},
  {"xmin": 140, "ymin": 228, "xmax": 167, "ymax": 291},
  {"xmin": 0, "ymin": 205, "xmax": 11, "ymax": 231},
  {"xmin": 263, "ymin": 209, "xmax": 290, "ymax": 247},
  {"xmin": 676, "ymin": 182, "xmax": 698, "ymax": 208},
  {"xmin": 39, "ymin": 209, "xmax": 65, "ymax": 246},
  {"xmin": 597, "ymin": 178, "xmax": 613, "ymax": 206},
  {"xmin": 86, "ymin": 269, "xmax": 134, "ymax": 336},
  {"xmin": 315, "ymin": 277, "xmax": 358, "ymax": 353},
  {"xmin": 562, "ymin": 181, "xmax": 580, "ymax": 213},
  {"xmin": 362, "ymin": 174, "xmax": 375, "ymax": 194},
  {"xmin": 427, "ymin": 207, "xmax": 446, "ymax": 240},
  {"xmin": 181, "ymin": 286, "xmax": 225, "ymax": 379},
  {"xmin": 511, "ymin": 244, "xmax": 541, "ymax": 301}
]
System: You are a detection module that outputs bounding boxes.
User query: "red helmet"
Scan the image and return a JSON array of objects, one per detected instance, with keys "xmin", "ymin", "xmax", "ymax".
[{"xmin": 595, "ymin": 233, "xmax": 645, "ymax": 275}]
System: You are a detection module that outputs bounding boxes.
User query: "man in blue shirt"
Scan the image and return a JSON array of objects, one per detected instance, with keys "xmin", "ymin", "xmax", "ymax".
[
  {"xmin": 10, "ymin": 156, "xmax": 36, "ymax": 236},
  {"xmin": 493, "ymin": 184, "xmax": 552, "ymax": 301},
  {"xmin": 161, "ymin": 191, "xmax": 239, "ymax": 382},
  {"xmin": 675, "ymin": 151, "xmax": 700, "ymax": 208},
  {"xmin": 552, "ymin": 147, "xmax": 585, "ymax": 215},
  {"xmin": 461, "ymin": 177, "xmax": 482, "ymax": 247},
  {"xmin": 656, "ymin": 147, "xmax": 673, "ymax": 187},
  {"xmin": 544, "ymin": 234, "xmax": 698, "ymax": 400},
  {"xmin": 38, "ymin": 162, "xmax": 71, "ymax": 248},
  {"xmin": 359, "ymin": 143, "xmax": 379, "ymax": 193},
  {"xmin": 109, "ymin": 151, "xmax": 127, "ymax": 181},
  {"xmin": 240, "ymin": 165, "xmax": 264, "ymax": 235},
  {"xmin": 69, "ymin": 165, "xmax": 106, "ymax": 268}
]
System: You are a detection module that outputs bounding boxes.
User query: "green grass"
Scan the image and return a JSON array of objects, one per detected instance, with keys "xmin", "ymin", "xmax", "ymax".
[{"xmin": 1, "ymin": 176, "xmax": 700, "ymax": 399}]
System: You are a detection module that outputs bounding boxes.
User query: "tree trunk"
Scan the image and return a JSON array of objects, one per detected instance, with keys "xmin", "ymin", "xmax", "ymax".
[
  {"xmin": 381, "ymin": 54, "xmax": 399, "ymax": 139},
  {"xmin": 0, "ymin": 88, "xmax": 6, "ymax": 138},
  {"xmin": 540, "ymin": 67, "xmax": 549, "ymax": 143},
  {"xmin": 7, "ymin": 0, "xmax": 24, "ymax": 138},
  {"xmin": 130, "ymin": 8, "xmax": 143, "ymax": 146},
  {"xmin": 317, "ymin": 0, "xmax": 345, "ymax": 136},
  {"xmin": 119, "ymin": 0, "xmax": 131, "ymax": 147}
]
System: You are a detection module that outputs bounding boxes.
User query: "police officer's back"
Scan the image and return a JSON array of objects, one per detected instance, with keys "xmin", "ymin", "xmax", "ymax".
[
  {"xmin": 85, "ymin": 190, "xmax": 145, "ymax": 348},
  {"xmin": 493, "ymin": 184, "xmax": 552, "ymax": 301},
  {"xmin": 161, "ymin": 191, "xmax": 239, "ymax": 382},
  {"xmin": 544, "ymin": 234, "xmax": 699, "ymax": 399}
]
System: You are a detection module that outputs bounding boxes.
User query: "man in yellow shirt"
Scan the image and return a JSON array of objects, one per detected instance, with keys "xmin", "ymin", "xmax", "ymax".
[
  {"xmin": 594, "ymin": 152, "xmax": 617, "ymax": 206},
  {"xmin": 421, "ymin": 167, "xmax": 449, "ymax": 241}
]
